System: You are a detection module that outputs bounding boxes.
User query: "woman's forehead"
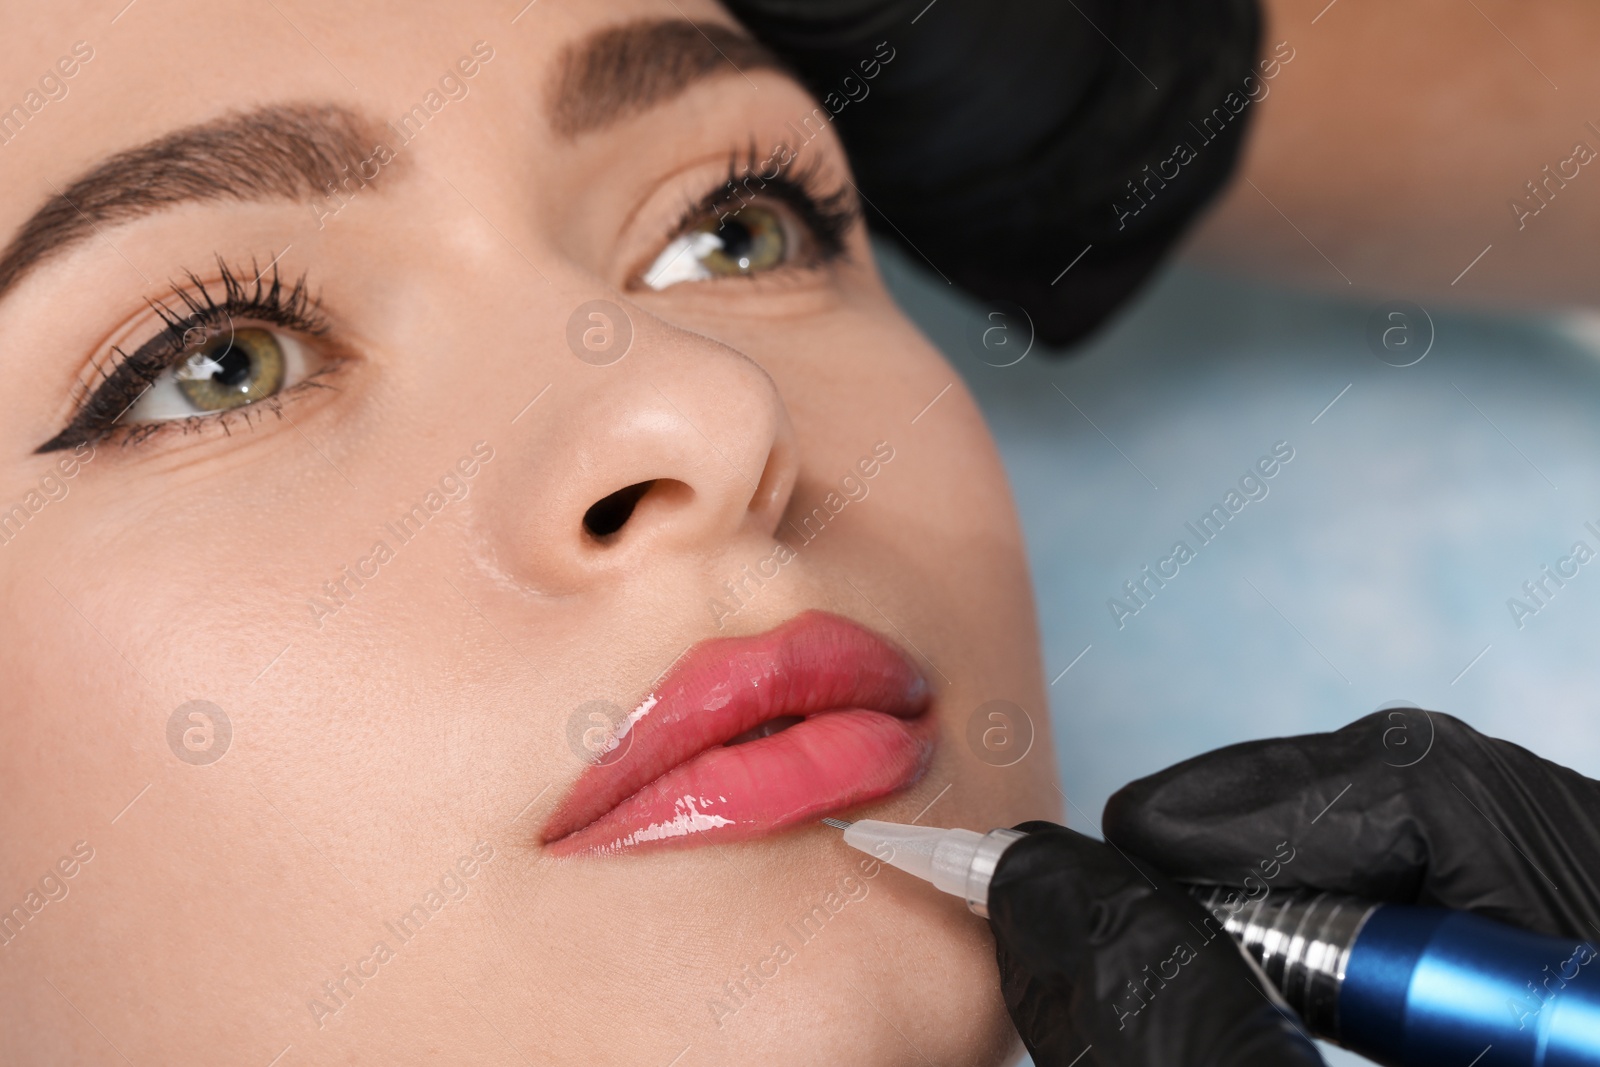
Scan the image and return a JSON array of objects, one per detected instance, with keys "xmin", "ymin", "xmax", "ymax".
[
  {"xmin": 0, "ymin": 0, "xmax": 740, "ymax": 69},
  {"xmin": 0, "ymin": 0, "xmax": 762, "ymax": 142},
  {"xmin": 0, "ymin": 1, "xmax": 764, "ymax": 171}
]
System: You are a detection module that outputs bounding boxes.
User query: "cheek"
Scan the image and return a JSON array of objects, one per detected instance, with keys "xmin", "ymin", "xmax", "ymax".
[
  {"xmin": 0, "ymin": 439, "xmax": 579, "ymax": 1042},
  {"xmin": 750, "ymin": 294, "xmax": 1058, "ymax": 817}
]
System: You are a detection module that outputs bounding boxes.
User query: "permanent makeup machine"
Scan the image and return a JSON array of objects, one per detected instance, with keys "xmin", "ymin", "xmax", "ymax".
[{"xmin": 823, "ymin": 819, "xmax": 1600, "ymax": 1067}]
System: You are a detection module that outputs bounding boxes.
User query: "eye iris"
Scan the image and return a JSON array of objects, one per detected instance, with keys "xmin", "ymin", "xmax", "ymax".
[
  {"xmin": 698, "ymin": 206, "xmax": 786, "ymax": 276},
  {"xmin": 175, "ymin": 328, "xmax": 286, "ymax": 412}
]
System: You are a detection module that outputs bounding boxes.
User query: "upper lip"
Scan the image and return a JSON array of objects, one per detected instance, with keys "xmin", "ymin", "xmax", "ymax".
[{"xmin": 541, "ymin": 610, "xmax": 932, "ymax": 850}]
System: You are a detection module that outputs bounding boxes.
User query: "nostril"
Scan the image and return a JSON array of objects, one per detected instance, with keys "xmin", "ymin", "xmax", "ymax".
[{"xmin": 583, "ymin": 481, "xmax": 655, "ymax": 541}]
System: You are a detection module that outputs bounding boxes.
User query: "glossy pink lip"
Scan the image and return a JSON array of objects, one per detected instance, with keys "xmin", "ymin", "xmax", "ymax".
[{"xmin": 542, "ymin": 610, "xmax": 935, "ymax": 856}]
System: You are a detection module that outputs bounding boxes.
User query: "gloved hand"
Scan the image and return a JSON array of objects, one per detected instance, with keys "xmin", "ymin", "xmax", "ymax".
[
  {"xmin": 719, "ymin": 0, "xmax": 1261, "ymax": 347},
  {"xmin": 1103, "ymin": 709, "xmax": 1600, "ymax": 943},
  {"xmin": 986, "ymin": 821, "xmax": 1326, "ymax": 1066}
]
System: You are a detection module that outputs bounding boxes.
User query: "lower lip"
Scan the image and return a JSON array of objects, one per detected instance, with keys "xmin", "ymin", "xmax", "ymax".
[{"xmin": 544, "ymin": 709, "xmax": 933, "ymax": 857}]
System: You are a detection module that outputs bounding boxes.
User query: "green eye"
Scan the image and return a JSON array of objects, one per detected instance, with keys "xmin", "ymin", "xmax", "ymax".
[
  {"xmin": 693, "ymin": 207, "xmax": 787, "ymax": 276},
  {"xmin": 643, "ymin": 206, "xmax": 791, "ymax": 289},
  {"xmin": 175, "ymin": 328, "xmax": 286, "ymax": 412},
  {"xmin": 118, "ymin": 324, "xmax": 311, "ymax": 425}
]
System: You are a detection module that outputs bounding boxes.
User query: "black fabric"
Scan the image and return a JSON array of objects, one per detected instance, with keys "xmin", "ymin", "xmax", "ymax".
[
  {"xmin": 1104, "ymin": 710, "xmax": 1600, "ymax": 942},
  {"xmin": 987, "ymin": 821, "xmax": 1326, "ymax": 1066},
  {"xmin": 721, "ymin": 0, "xmax": 1263, "ymax": 347}
]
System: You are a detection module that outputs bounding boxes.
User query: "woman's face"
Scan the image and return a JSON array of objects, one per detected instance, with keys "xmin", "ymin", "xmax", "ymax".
[{"xmin": 0, "ymin": 1, "xmax": 1056, "ymax": 1062}]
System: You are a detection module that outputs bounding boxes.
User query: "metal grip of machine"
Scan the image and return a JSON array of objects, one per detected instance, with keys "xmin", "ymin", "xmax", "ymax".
[{"xmin": 1189, "ymin": 886, "xmax": 1377, "ymax": 1042}]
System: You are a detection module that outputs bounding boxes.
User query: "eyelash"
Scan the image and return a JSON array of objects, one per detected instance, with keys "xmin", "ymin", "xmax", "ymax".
[
  {"xmin": 659, "ymin": 144, "xmax": 858, "ymax": 274},
  {"xmin": 36, "ymin": 259, "xmax": 332, "ymax": 454}
]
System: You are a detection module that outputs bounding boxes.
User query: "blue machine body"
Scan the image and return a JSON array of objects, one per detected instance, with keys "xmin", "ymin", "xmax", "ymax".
[{"xmin": 1340, "ymin": 905, "xmax": 1600, "ymax": 1066}]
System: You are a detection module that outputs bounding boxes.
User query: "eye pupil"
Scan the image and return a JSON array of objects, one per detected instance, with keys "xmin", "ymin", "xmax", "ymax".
[
  {"xmin": 206, "ymin": 341, "xmax": 255, "ymax": 391},
  {"xmin": 718, "ymin": 219, "xmax": 754, "ymax": 261}
]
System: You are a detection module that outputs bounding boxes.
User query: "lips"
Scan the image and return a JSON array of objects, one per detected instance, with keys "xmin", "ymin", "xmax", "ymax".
[{"xmin": 542, "ymin": 610, "xmax": 935, "ymax": 856}]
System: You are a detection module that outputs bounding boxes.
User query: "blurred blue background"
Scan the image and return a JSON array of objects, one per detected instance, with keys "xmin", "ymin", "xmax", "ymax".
[{"xmin": 878, "ymin": 240, "xmax": 1600, "ymax": 1067}]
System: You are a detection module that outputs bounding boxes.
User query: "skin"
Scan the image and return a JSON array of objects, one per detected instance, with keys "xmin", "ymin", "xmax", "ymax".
[
  {"xmin": 1189, "ymin": 0, "xmax": 1600, "ymax": 309},
  {"xmin": 0, "ymin": 1, "xmax": 1057, "ymax": 1063}
]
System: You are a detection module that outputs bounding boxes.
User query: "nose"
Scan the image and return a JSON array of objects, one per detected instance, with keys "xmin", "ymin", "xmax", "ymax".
[{"xmin": 486, "ymin": 309, "xmax": 799, "ymax": 593}]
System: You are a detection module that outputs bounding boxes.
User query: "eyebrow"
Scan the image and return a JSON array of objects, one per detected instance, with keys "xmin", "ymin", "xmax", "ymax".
[
  {"xmin": 547, "ymin": 18, "xmax": 786, "ymax": 138},
  {"xmin": 0, "ymin": 103, "xmax": 385, "ymax": 306}
]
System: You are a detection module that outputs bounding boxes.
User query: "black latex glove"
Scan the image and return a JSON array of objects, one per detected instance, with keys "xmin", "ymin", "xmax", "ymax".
[
  {"xmin": 719, "ymin": 0, "xmax": 1261, "ymax": 347},
  {"xmin": 1104, "ymin": 709, "xmax": 1600, "ymax": 943},
  {"xmin": 987, "ymin": 821, "xmax": 1325, "ymax": 1067}
]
